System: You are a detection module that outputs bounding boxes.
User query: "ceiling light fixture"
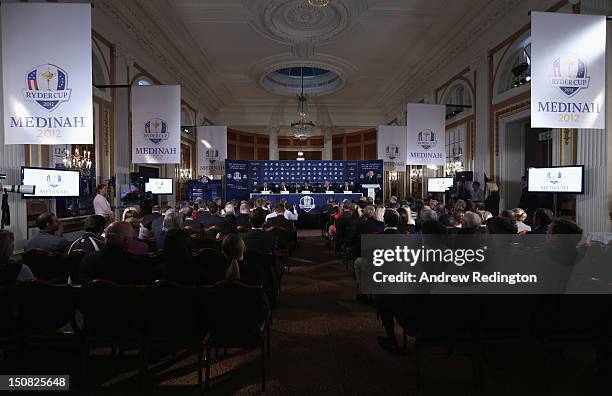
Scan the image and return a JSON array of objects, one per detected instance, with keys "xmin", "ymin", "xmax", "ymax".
[
  {"xmin": 308, "ymin": 0, "xmax": 330, "ymax": 7},
  {"xmin": 291, "ymin": 67, "xmax": 315, "ymax": 141}
]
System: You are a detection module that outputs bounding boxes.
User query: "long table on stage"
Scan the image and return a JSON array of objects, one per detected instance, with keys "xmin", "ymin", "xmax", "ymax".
[{"xmin": 250, "ymin": 193, "xmax": 363, "ymax": 214}]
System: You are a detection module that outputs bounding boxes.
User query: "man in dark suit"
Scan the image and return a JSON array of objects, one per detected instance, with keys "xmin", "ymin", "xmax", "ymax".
[
  {"xmin": 242, "ymin": 208, "xmax": 282, "ymax": 281},
  {"xmin": 341, "ymin": 180, "xmax": 353, "ymax": 193},
  {"xmin": 351, "ymin": 205, "xmax": 384, "ymax": 256},
  {"xmin": 265, "ymin": 203, "xmax": 294, "ymax": 230},
  {"xmin": 200, "ymin": 202, "xmax": 226, "ymax": 228},
  {"xmin": 181, "ymin": 207, "xmax": 199, "ymax": 230},
  {"xmin": 80, "ymin": 221, "xmax": 151, "ymax": 284},
  {"xmin": 259, "ymin": 181, "xmax": 274, "ymax": 193},
  {"xmin": 300, "ymin": 180, "xmax": 313, "ymax": 192},
  {"xmin": 530, "ymin": 208, "xmax": 553, "ymax": 234},
  {"xmin": 236, "ymin": 203, "xmax": 251, "ymax": 229},
  {"xmin": 277, "ymin": 180, "xmax": 290, "ymax": 193},
  {"xmin": 320, "ymin": 179, "xmax": 335, "ymax": 193},
  {"xmin": 381, "ymin": 209, "xmax": 401, "ymax": 234},
  {"xmin": 142, "ymin": 205, "xmax": 162, "ymax": 226}
]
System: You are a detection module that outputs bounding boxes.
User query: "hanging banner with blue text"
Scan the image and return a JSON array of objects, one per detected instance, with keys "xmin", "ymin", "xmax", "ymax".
[
  {"xmin": 197, "ymin": 126, "xmax": 227, "ymax": 176},
  {"xmin": 1, "ymin": 3, "xmax": 93, "ymax": 144},
  {"xmin": 377, "ymin": 126, "xmax": 407, "ymax": 172},
  {"xmin": 531, "ymin": 12, "xmax": 606, "ymax": 129},
  {"xmin": 131, "ymin": 85, "xmax": 181, "ymax": 164},
  {"xmin": 406, "ymin": 103, "xmax": 445, "ymax": 166}
]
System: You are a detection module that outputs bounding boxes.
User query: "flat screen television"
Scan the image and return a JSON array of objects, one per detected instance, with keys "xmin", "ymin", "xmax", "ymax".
[
  {"xmin": 145, "ymin": 178, "xmax": 174, "ymax": 195},
  {"xmin": 21, "ymin": 167, "xmax": 80, "ymax": 198},
  {"xmin": 427, "ymin": 177, "xmax": 454, "ymax": 193},
  {"xmin": 527, "ymin": 166, "xmax": 584, "ymax": 194}
]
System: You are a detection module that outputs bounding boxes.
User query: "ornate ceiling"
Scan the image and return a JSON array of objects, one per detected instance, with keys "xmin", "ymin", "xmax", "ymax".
[{"xmin": 97, "ymin": 0, "xmax": 529, "ymax": 127}]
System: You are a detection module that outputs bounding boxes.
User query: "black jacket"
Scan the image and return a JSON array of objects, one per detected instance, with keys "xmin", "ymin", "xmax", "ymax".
[
  {"xmin": 485, "ymin": 191, "xmax": 500, "ymax": 216},
  {"xmin": 241, "ymin": 229, "xmax": 279, "ymax": 255},
  {"xmin": 79, "ymin": 245, "xmax": 151, "ymax": 285}
]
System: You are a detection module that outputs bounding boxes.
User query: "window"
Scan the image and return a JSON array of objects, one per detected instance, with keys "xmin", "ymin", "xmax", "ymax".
[
  {"xmin": 136, "ymin": 78, "xmax": 152, "ymax": 86},
  {"xmin": 445, "ymin": 125, "xmax": 465, "ymax": 176},
  {"xmin": 444, "ymin": 82, "xmax": 472, "ymax": 120}
]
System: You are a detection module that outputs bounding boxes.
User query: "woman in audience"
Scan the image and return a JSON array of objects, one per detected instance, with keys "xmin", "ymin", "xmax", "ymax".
[
  {"xmin": 459, "ymin": 211, "xmax": 483, "ymax": 234},
  {"xmin": 0, "ymin": 230, "xmax": 35, "ymax": 286},
  {"xmin": 122, "ymin": 207, "xmax": 138, "ymax": 221},
  {"xmin": 512, "ymin": 207, "xmax": 531, "ymax": 233},
  {"xmin": 374, "ymin": 206, "xmax": 386, "ymax": 223},
  {"xmin": 125, "ymin": 218, "xmax": 149, "ymax": 255},
  {"xmin": 161, "ymin": 229, "xmax": 200, "ymax": 285},
  {"xmin": 396, "ymin": 207, "xmax": 415, "ymax": 234},
  {"xmin": 155, "ymin": 210, "xmax": 183, "ymax": 251},
  {"xmin": 222, "ymin": 233, "xmax": 245, "ymax": 280},
  {"xmin": 452, "ymin": 210, "xmax": 465, "ymax": 226}
]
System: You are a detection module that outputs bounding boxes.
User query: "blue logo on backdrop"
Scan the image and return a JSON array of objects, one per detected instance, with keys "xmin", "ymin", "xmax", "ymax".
[
  {"xmin": 23, "ymin": 64, "xmax": 72, "ymax": 111},
  {"xmin": 552, "ymin": 55, "xmax": 590, "ymax": 97},
  {"xmin": 417, "ymin": 129, "xmax": 437, "ymax": 150},
  {"xmin": 144, "ymin": 118, "xmax": 169, "ymax": 144}
]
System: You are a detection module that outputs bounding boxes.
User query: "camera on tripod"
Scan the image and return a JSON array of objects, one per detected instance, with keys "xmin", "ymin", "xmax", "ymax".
[{"xmin": 0, "ymin": 173, "xmax": 36, "ymax": 195}]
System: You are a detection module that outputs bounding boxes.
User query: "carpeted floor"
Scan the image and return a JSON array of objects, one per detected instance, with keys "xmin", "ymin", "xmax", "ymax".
[{"xmin": 5, "ymin": 232, "xmax": 608, "ymax": 395}]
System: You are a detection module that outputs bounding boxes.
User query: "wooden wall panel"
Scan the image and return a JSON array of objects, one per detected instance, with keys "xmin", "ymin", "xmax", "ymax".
[
  {"xmin": 239, "ymin": 146, "xmax": 254, "ymax": 160},
  {"xmin": 346, "ymin": 146, "xmax": 361, "ymax": 160},
  {"xmin": 364, "ymin": 143, "xmax": 377, "ymax": 159},
  {"xmin": 331, "ymin": 128, "xmax": 377, "ymax": 161}
]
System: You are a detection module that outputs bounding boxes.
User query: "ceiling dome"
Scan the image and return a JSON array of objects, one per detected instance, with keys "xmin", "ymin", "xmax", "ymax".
[{"xmin": 262, "ymin": 66, "xmax": 342, "ymax": 96}]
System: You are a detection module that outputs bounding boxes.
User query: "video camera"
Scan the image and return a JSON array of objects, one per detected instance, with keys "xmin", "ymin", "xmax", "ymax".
[{"xmin": 0, "ymin": 173, "xmax": 36, "ymax": 195}]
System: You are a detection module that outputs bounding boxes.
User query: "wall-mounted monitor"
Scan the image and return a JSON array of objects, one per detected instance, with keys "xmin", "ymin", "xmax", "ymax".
[
  {"xmin": 145, "ymin": 178, "xmax": 174, "ymax": 195},
  {"xmin": 427, "ymin": 177, "xmax": 454, "ymax": 193},
  {"xmin": 527, "ymin": 166, "xmax": 584, "ymax": 194},
  {"xmin": 21, "ymin": 167, "xmax": 80, "ymax": 198}
]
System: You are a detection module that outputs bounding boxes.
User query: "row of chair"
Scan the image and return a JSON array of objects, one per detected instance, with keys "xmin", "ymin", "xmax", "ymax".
[{"xmin": 0, "ymin": 279, "xmax": 271, "ymax": 392}]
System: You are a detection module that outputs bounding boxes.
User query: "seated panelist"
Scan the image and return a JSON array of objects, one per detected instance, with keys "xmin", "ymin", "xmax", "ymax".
[
  {"xmin": 260, "ymin": 181, "xmax": 273, "ymax": 193},
  {"xmin": 341, "ymin": 180, "xmax": 353, "ymax": 193},
  {"xmin": 278, "ymin": 180, "xmax": 290, "ymax": 193},
  {"xmin": 320, "ymin": 180, "xmax": 335, "ymax": 193},
  {"xmin": 300, "ymin": 180, "xmax": 313, "ymax": 192}
]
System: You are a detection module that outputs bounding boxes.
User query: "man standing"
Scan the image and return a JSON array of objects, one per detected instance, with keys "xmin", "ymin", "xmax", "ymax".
[
  {"xmin": 93, "ymin": 183, "xmax": 114, "ymax": 222},
  {"xmin": 25, "ymin": 213, "xmax": 70, "ymax": 253},
  {"xmin": 471, "ymin": 181, "xmax": 484, "ymax": 202}
]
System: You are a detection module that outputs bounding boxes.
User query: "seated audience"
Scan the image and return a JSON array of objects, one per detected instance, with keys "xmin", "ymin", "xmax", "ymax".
[
  {"xmin": 160, "ymin": 229, "xmax": 200, "ymax": 285},
  {"xmin": 201, "ymin": 202, "xmax": 227, "ymax": 233},
  {"xmin": 512, "ymin": 208, "xmax": 531, "ymax": 233},
  {"xmin": 155, "ymin": 210, "xmax": 183, "ymax": 251},
  {"xmin": 222, "ymin": 233, "xmax": 246, "ymax": 280},
  {"xmin": 530, "ymin": 208, "xmax": 554, "ymax": 234},
  {"xmin": 0, "ymin": 230, "xmax": 35, "ymax": 286},
  {"xmin": 382, "ymin": 210, "xmax": 401, "ymax": 234},
  {"xmin": 486, "ymin": 216, "xmax": 518, "ymax": 234},
  {"xmin": 223, "ymin": 203, "xmax": 238, "ymax": 233},
  {"xmin": 242, "ymin": 208, "xmax": 279, "ymax": 256},
  {"xmin": 265, "ymin": 203, "xmax": 294, "ymax": 231},
  {"xmin": 125, "ymin": 218, "xmax": 149, "ymax": 255},
  {"xmin": 396, "ymin": 207, "xmax": 415, "ymax": 234},
  {"xmin": 181, "ymin": 207, "xmax": 199, "ymax": 229},
  {"xmin": 459, "ymin": 212, "xmax": 482, "ymax": 234},
  {"xmin": 25, "ymin": 212, "xmax": 70, "ymax": 253},
  {"xmin": 80, "ymin": 221, "xmax": 151, "ymax": 284},
  {"xmin": 68, "ymin": 214, "xmax": 106, "ymax": 254},
  {"xmin": 236, "ymin": 203, "xmax": 251, "ymax": 229},
  {"xmin": 351, "ymin": 205, "xmax": 384, "ymax": 257},
  {"xmin": 438, "ymin": 213, "xmax": 460, "ymax": 234}
]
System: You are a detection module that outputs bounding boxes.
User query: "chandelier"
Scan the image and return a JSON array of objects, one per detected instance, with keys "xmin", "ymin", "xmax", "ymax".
[
  {"xmin": 308, "ymin": 0, "xmax": 330, "ymax": 6},
  {"xmin": 446, "ymin": 161, "xmax": 464, "ymax": 177},
  {"xmin": 178, "ymin": 168, "xmax": 192, "ymax": 182},
  {"xmin": 63, "ymin": 147, "xmax": 92, "ymax": 175},
  {"xmin": 291, "ymin": 67, "xmax": 315, "ymax": 141}
]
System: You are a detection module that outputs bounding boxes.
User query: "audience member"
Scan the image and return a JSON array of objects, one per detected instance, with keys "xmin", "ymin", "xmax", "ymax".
[
  {"xmin": 0, "ymin": 230, "xmax": 35, "ymax": 286},
  {"xmin": 80, "ymin": 221, "xmax": 151, "ymax": 284},
  {"xmin": 512, "ymin": 208, "xmax": 531, "ymax": 233},
  {"xmin": 486, "ymin": 216, "xmax": 518, "ymax": 234},
  {"xmin": 459, "ymin": 212, "xmax": 482, "ymax": 234},
  {"xmin": 222, "ymin": 233, "xmax": 246, "ymax": 280},
  {"xmin": 485, "ymin": 182, "xmax": 500, "ymax": 216},
  {"xmin": 530, "ymin": 208, "xmax": 553, "ymax": 234},
  {"xmin": 25, "ymin": 213, "xmax": 70, "ymax": 253},
  {"xmin": 155, "ymin": 210, "xmax": 183, "ymax": 251},
  {"xmin": 125, "ymin": 218, "xmax": 149, "ymax": 255},
  {"xmin": 396, "ymin": 207, "xmax": 415, "ymax": 234},
  {"xmin": 68, "ymin": 214, "xmax": 106, "ymax": 254},
  {"xmin": 161, "ymin": 229, "xmax": 200, "ymax": 285}
]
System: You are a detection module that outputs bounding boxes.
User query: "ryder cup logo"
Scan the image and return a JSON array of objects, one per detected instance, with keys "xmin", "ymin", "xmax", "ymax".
[
  {"xmin": 552, "ymin": 55, "xmax": 590, "ymax": 97},
  {"xmin": 23, "ymin": 64, "xmax": 72, "ymax": 111},
  {"xmin": 144, "ymin": 118, "xmax": 169, "ymax": 144},
  {"xmin": 417, "ymin": 129, "xmax": 437, "ymax": 150},
  {"xmin": 46, "ymin": 173, "xmax": 62, "ymax": 188},
  {"xmin": 234, "ymin": 172, "xmax": 242, "ymax": 181},
  {"xmin": 205, "ymin": 147, "xmax": 219, "ymax": 163},
  {"xmin": 299, "ymin": 195, "xmax": 316, "ymax": 212},
  {"xmin": 547, "ymin": 171, "xmax": 562, "ymax": 185},
  {"xmin": 385, "ymin": 144, "xmax": 400, "ymax": 160}
]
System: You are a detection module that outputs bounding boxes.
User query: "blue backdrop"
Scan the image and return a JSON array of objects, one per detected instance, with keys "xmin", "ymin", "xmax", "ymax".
[
  {"xmin": 225, "ymin": 159, "xmax": 383, "ymax": 202},
  {"xmin": 187, "ymin": 178, "xmax": 223, "ymax": 203}
]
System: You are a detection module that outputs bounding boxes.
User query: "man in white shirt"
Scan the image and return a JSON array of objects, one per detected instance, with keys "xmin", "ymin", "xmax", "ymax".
[
  {"xmin": 93, "ymin": 184, "xmax": 114, "ymax": 222},
  {"xmin": 265, "ymin": 201, "xmax": 298, "ymax": 221}
]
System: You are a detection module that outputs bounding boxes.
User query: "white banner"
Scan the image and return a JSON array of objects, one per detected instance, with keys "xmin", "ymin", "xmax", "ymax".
[
  {"xmin": 531, "ymin": 12, "xmax": 606, "ymax": 129},
  {"xmin": 131, "ymin": 85, "xmax": 181, "ymax": 164},
  {"xmin": 1, "ymin": 3, "xmax": 93, "ymax": 144},
  {"xmin": 197, "ymin": 126, "xmax": 227, "ymax": 176},
  {"xmin": 377, "ymin": 126, "xmax": 406, "ymax": 171},
  {"xmin": 406, "ymin": 103, "xmax": 445, "ymax": 166}
]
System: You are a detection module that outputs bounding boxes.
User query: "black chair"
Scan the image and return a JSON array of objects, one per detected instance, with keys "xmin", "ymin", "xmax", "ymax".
[
  {"xmin": 141, "ymin": 280, "xmax": 206, "ymax": 390},
  {"xmin": 193, "ymin": 248, "xmax": 227, "ymax": 285},
  {"xmin": 191, "ymin": 234, "xmax": 222, "ymax": 251},
  {"xmin": 243, "ymin": 249, "xmax": 279, "ymax": 306},
  {"xmin": 22, "ymin": 249, "xmax": 68, "ymax": 283},
  {"xmin": 64, "ymin": 249, "xmax": 89, "ymax": 285},
  {"xmin": 79, "ymin": 280, "xmax": 145, "ymax": 386},
  {"xmin": 0, "ymin": 286, "xmax": 17, "ymax": 367},
  {"xmin": 203, "ymin": 280, "xmax": 270, "ymax": 392},
  {"xmin": 13, "ymin": 280, "xmax": 78, "ymax": 370}
]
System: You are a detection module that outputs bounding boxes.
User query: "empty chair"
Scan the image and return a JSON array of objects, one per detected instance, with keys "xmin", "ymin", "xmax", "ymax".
[
  {"xmin": 141, "ymin": 280, "xmax": 206, "ymax": 389},
  {"xmin": 22, "ymin": 249, "xmax": 68, "ymax": 283},
  {"xmin": 203, "ymin": 280, "xmax": 270, "ymax": 392}
]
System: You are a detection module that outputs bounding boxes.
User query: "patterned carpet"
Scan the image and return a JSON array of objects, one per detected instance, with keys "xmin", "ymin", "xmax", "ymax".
[{"xmin": 6, "ymin": 231, "xmax": 608, "ymax": 395}]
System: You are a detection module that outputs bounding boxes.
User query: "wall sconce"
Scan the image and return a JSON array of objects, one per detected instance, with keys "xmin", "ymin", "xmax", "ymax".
[{"xmin": 389, "ymin": 171, "xmax": 399, "ymax": 182}]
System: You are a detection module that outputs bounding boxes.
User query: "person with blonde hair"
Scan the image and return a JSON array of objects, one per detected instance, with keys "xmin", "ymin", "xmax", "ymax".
[
  {"xmin": 485, "ymin": 181, "xmax": 500, "ymax": 216},
  {"xmin": 512, "ymin": 207, "xmax": 531, "ymax": 233},
  {"xmin": 375, "ymin": 206, "xmax": 386, "ymax": 222}
]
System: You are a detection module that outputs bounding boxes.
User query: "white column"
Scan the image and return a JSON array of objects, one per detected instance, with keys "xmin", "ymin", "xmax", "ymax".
[
  {"xmin": 0, "ymin": 44, "xmax": 28, "ymax": 251},
  {"xmin": 113, "ymin": 46, "xmax": 133, "ymax": 216},
  {"xmin": 269, "ymin": 126, "xmax": 279, "ymax": 160},
  {"xmin": 473, "ymin": 53, "xmax": 490, "ymax": 184},
  {"xmin": 322, "ymin": 127, "xmax": 333, "ymax": 160}
]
